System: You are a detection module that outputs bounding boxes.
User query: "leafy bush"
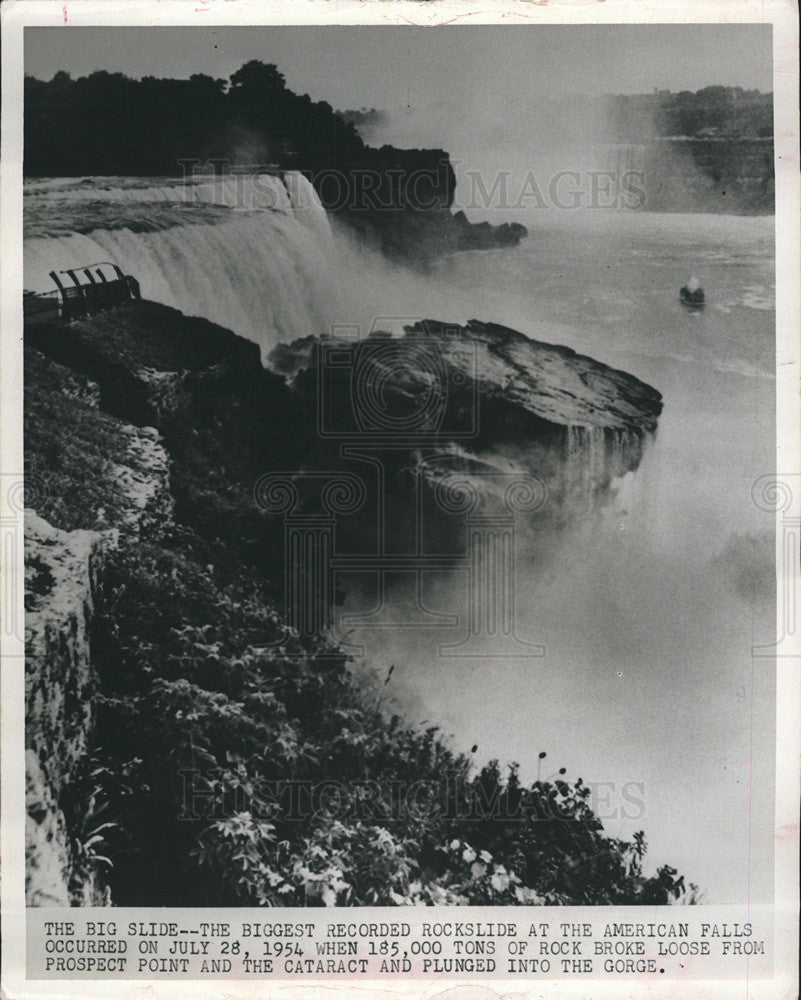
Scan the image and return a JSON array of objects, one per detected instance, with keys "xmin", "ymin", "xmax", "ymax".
[{"xmin": 88, "ymin": 535, "xmax": 694, "ymax": 906}]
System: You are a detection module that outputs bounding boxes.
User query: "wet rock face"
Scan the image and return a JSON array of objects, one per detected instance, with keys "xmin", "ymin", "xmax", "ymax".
[
  {"xmin": 24, "ymin": 511, "xmax": 116, "ymax": 905},
  {"xmin": 272, "ymin": 318, "xmax": 661, "ymax": 436},
  {"xmin": 108, "ymin": 424, "xmax": 173, "ymax": 536},
  {"xmin": 450, "ymin": 212, "xmax": 529, "ymax": 252},
  {"xmin": 425, "ymin": 319, "xmax": 663, "ymax": 435},
  {"xmin": 26, "ymin": 751, "xmax": 73, "ymax": 906},
  {"xmin": 341, "ymin": 206, "xmax": 529, "ymax": 263},
  {"xmin": 269, "ymin": 318, "xmax": 663, "ymax": 527}
]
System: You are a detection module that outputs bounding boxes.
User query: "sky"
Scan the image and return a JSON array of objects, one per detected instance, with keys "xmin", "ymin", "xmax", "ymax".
[{"xmin": 25, "ymin": 24, "xmax": 773, "ymax": 109}]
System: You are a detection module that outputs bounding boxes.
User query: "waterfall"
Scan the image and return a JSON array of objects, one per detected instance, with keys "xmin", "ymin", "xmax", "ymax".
[
  {"xmin": 564, "ymin": 424, "xmax": 644, "ymax": 508},
  {"xmin": 593, "ymin": 143, "xmax": 648, "ymax": 181},
  {"xmin": 24, "ymin": 171, "xmax": 323, "ymax": 216},
  {"xmin": 23, "ymin": 173, "xmax": 340, "ymax": 357}
]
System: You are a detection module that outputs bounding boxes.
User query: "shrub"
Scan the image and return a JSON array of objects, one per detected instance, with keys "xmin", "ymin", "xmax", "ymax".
[{"xmin": 88, "ymin": 535, "xmax": 694, "ymax": 906}]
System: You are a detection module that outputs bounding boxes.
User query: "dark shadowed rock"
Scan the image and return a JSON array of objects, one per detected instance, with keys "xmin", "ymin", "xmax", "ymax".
[{"xmin": 269, "ymin": 317, "xmax": 662, "ymax": 519}]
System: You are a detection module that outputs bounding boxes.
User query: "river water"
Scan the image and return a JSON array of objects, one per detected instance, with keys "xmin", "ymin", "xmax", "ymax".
[{"xmin": 392, "ymin": 210, "xmax": 776, "ymax": 904}]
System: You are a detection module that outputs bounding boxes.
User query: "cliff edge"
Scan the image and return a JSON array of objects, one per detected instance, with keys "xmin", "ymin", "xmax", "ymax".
[{"xmin": 23, "ymin": 300, "xmax": 676, "ymax": 907}]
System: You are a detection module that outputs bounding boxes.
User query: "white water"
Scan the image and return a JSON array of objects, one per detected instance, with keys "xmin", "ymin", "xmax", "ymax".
[
  {"xmin": 411, "ymin": 211, "xmax": 776, "ymax": 905},
  {"xmin": 24, "ymin": 171, "xmax": 328, "ymax": 226},
  {"xmin": 24, "ymin": 173, "xmax": 338, "ymax": 353},
  {"xmin": 24, "ymin": 179, "xmax": 776, "ymax": 904}
]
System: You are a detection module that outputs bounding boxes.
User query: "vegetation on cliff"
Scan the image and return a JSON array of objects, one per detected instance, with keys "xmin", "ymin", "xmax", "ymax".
[
  {"xmin": 24, "ymin": 302, "xmax": 693, "ymax": 906},
  {"xmin": 86, "ymin": 536, "xmax": 690, "ymax": 907}
]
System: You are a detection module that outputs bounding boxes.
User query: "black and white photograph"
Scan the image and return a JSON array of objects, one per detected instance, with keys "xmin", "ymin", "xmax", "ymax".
[{"xmin": 1, "ymin": 1, "xmax": 798, "ymax": 996}]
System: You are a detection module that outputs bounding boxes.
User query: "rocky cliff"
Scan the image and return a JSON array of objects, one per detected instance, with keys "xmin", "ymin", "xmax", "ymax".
[
  {"xmin": 270, "ymin": 317, "xmax": 661, "ymax": 532},
  {"xmin": 24, "ymin": 349, "xmax": 174, "ymax": 904},
  {"xmin": 27, "ymin": 302, "xmax": 661, "ymax": 564},
  {"xmin": 25, "ymin": 512, "xmax": 115, "ymax": 905},
  {"xmin": 24, "ymin": 299, "xmax": 663, "ymax": 905}
]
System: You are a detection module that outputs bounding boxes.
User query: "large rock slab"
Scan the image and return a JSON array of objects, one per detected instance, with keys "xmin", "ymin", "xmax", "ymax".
[{"xmin": 269, "ymin": 318, "xmax": 662, "ymax": 524}]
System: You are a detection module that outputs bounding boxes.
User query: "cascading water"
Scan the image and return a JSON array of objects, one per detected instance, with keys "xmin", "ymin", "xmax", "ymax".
[
  {"xmin": 21, "ymin": 158, "xmax": 776, "ymax": 904},
  {"xmin": 563, "ymin": 423, "xmax": 645, "ymax": 509},
  {"xmin": 593, "ymin": 143, "xmax": 648, "ymax": 179},
  {"xmin": 23, "ymin": 172, "xmax": 340, "ymax": 357}
]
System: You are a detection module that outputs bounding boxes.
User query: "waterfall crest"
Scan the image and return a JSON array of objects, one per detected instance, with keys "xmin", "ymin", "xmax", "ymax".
[{"xmin": 23, "ymin": 173, "xmax": 339, "ymax": 356}]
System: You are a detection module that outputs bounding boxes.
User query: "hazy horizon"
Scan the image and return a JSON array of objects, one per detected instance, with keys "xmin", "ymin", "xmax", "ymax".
[{"xmin": 26, "ymin": 24, "xmax": 773, "ymax": 106}]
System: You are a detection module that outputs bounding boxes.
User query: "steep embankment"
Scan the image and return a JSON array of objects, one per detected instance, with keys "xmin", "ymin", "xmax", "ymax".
[
  {"xmin": 25, "ymin": 512, "xmax": 115, "ymax": 906},
  {"xmin": 25, "ymin": 350, "xmax": 173, "ymax": 904},
  {"xmin": 24, "ymin": 300, "xmax": 679, "ymax": 908}
]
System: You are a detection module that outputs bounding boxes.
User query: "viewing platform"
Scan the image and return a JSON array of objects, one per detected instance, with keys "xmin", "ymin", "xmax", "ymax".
[{"xmin": 24, "ymin": 262, "xmax": 140, "ymax": 325}]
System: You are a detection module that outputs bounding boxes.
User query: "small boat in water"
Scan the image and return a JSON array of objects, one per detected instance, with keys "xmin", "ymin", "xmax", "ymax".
[{"xmin": 680, "ymin": 276, "xmax": 705, "ymax": 309}]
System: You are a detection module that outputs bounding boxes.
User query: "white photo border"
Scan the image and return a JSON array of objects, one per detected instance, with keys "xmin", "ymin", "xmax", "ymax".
[{"xmin": 1, "ymin": 2, "xmax": 798, "ymax": 998}]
